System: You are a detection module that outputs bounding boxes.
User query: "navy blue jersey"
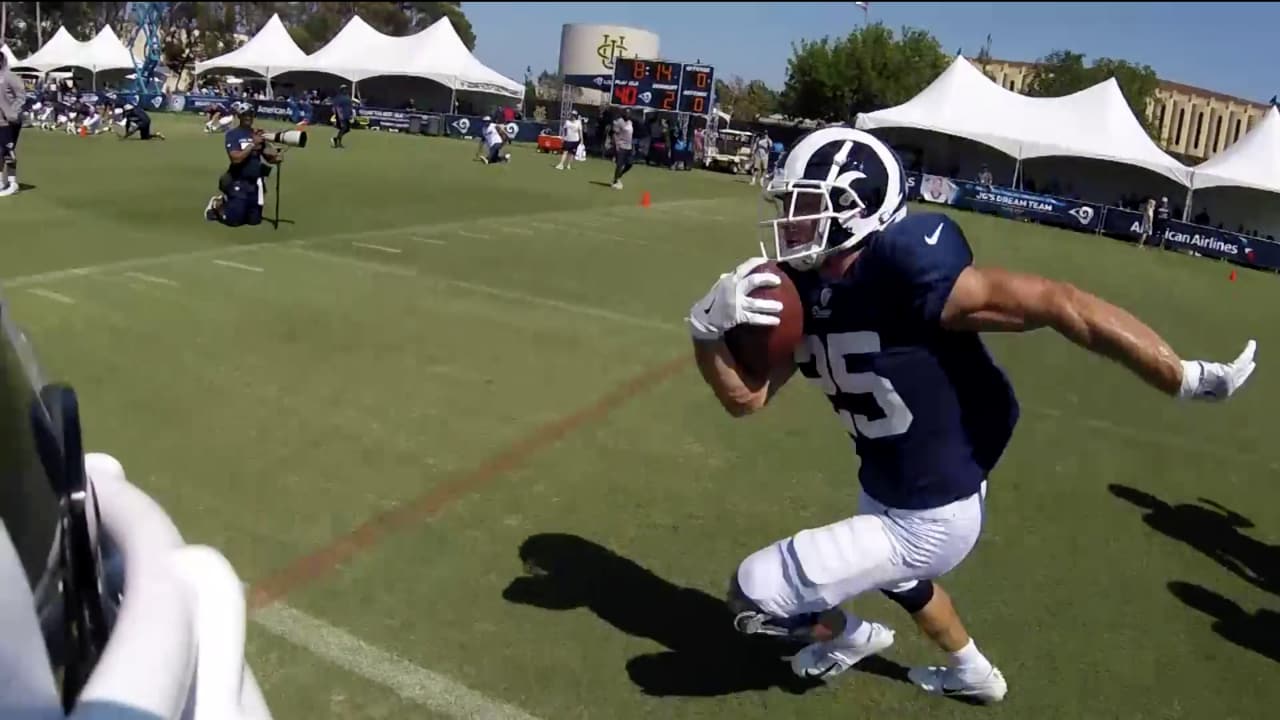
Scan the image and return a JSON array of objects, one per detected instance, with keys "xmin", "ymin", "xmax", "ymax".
[
  {"xmin": 332, "ymin": 94, "xmax": 353, "ymax": 120},
  {"xmin": 785, "ymin": 212, "xmax": 1019, "ymax": 510},
  {"xmin": 224, "ymin": 126, "xmax": 262, "ymax": 180}
]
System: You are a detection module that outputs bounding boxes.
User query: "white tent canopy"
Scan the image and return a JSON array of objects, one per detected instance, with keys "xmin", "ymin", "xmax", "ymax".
[
  {"xmin": 82, "ymin": 26, "xmax": 135, "ymax": 72},
  {"xmin": 271, "ymin": 15, "xmax": 521, "ymax": 99},
  {"xmin": 12, "ymin": 26, "xmax": 89, "ymax": 72},
  {"xmin": 272, "ymin": 16, "xmax": 423, "ymax": 82},
  {"xmin": 1, "ymin": 44, "xmax": 18, "ymax": 68},
  {"xmin": 856, "ymin": 55, "xmax": 1192, "ymax": 186},
  {"xmin": 1187, "ymin": 106, "xmax": 1280, "ymax": 238},
  {"xmin": 1192, "ymin": 106, "xmax": 1280, "ymax": 193},
  {"xmin": 195, "ymin": 13, "xmax": 308, "ymax": 80},
  {"xmin": 12, "ymin": 25, "xmax": 133, "ymax": 74},
  {"xmin": 407, "ymin": 16, "xmax": 522, "ymax": 97}
]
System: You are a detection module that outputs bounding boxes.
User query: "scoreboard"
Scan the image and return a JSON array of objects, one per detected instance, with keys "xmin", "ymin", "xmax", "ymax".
[{"xmin": 610, "ymin": 58, "xmax": 716, "ymax": 115}]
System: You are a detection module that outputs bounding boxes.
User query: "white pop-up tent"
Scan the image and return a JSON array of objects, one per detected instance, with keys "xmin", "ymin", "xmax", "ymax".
[
  {"xmin": 271, "ymin": 15, "xmax": 408, "ymax": 82},
  {"xmin": 195, "ymin": 13, "xmax": 309, "ymax": 90},
  {"xmin": 12, "ymin": 25, "xmax": 136, "ymax": 88},
  {"xmin": 856, "ymin": 56, "xmax": 1192, "ymax": 202},
  {"xmin": 1188, "ymin": 106, "xmax": 1280, "ymax": 238},
  {"xmin": 82, "ymin": 26, "xmax": 135, "ymax": 72},
  {"xmin": 270, "ymin": 15, "xmax": 521, "ymax": 110},
  {"xmin": 1, "ymin": 44, "xmax": 18, "ymax": 68},
  {"xmin": 11, "ymin": 26, "xmax": 90, "ymax": 73},
  {"xmin": 405, "ymin": 16, "xmax": 522, "ymax": 98}
]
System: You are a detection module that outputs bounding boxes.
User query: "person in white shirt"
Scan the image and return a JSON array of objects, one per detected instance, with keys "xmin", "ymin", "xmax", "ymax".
[
  {"xmin": 556, "ymin": 110, "xmax": 583, "ymax": 170},
  {"xmin": 481, "ymin": 117, "xmax": 511, "ymax": 164},
  {"xmin": 749, "ymin": 132, "xmax": 771, "ymax": 186}
]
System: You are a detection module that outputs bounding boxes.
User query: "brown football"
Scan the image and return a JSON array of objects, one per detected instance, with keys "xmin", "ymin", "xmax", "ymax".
[{"xmin": 724, "ymin": 261, "xmax": 805, "ymax": 382}]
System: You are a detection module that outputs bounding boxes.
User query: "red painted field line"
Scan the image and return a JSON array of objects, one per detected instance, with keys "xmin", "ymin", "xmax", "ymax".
[{"xmin": 248, "ymin": 355, "xmax": 688, "ymax": 610}]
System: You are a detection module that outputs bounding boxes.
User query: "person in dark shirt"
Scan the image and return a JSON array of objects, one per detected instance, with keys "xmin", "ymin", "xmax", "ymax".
[
  {"xmin": 206, "ymin": 103, "xmax": 281, "ymax": 226},
  {"xmin": 330, "ymin": 84, "xmax": 354, "ymax": 149},
  {"xmin": 120, "ymin": 102, "xmax": 165, "ymax": 141}
]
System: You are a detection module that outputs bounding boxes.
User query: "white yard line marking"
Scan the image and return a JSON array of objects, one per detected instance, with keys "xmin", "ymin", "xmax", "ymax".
[
  {"xmin": 525, "ymin": 217, "xmax": 643, "ymax": 245},
  {"xmin": 123, "ymin": 271, "xmax": 179, "ymax": 286},
  {"xmin": 491, "ymin": 225, "xmax": 533, "ymax": 236},
  {"xmin": 411, "ymin": 236, "xmax": 448, "ymax": 245},
  {"xmin": 253, "ymin": 603, "xmax": 543, "ymax": 720},
  {"xmin": 287, "ymin": 247, "xmax": 416, "ymax": 277},
  {"xmin": 283, "ymin": 246, "xmax": 680, "ymax": 334},
  {"xmin": 456, "ymin": 230, "xmax": 491, "ymax": 240},
  {"xmin": 27, "ymin": 288, "xmax": 75, "ymax": 304},
  {"xmin": 212, "ymin": 259, "xmax": 264, "ymax": 273},
  {"xmin": 351, "ymin": 241, "xmax": 403, "ymax": 254},
  {"xmin": 0, "ymin": 198, "xmax": 734, "ymax": 289}
]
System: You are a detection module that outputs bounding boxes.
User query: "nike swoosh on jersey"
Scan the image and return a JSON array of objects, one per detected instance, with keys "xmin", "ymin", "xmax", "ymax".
[{"xmin": 925, "ymin": 222, "xmax": 944, "ymax": 246}]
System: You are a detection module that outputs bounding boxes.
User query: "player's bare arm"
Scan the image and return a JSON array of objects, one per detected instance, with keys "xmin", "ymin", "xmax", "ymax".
[
  {"xmin": 692, "ymin": 338, "xmax": 795, "ymax": 416},
  {"xmin": 688, "ymin": 257, "xmax": 794, "ymax": 416},
  {"xmin": 941, "ymin": 266, "xmax": 1256, "ymax": 400}
]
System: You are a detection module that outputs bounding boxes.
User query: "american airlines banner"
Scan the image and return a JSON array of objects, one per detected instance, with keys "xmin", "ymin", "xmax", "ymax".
[
  {"xmin": 1156, "ymin": 220, "xmax": 1280, "ymax": 269},
  {"xmin": 905, "ymin": 172, "xmax": 1280, "ymax": 272}
]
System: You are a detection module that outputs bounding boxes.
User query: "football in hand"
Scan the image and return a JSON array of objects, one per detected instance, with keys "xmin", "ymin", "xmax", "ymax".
[{"xmin": 724, "ymin": 261, "xmax": 804, "ymax": 382}]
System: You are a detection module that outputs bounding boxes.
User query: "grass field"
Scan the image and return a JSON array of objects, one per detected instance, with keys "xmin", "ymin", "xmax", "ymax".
[{"xmin": 4, "ymin": 115, "xmax": 1278, "ymax": 720}]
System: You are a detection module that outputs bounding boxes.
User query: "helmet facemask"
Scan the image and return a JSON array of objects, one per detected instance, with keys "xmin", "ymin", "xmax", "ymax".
[{"xmin": 760, "ymin": 177, "xmax": 869, "ymax": 270}]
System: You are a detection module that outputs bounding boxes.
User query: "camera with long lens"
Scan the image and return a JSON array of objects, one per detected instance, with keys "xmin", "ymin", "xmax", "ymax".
[{"xmin": 260, "ymin": 129, "xmax": 307, "ymax": 148}]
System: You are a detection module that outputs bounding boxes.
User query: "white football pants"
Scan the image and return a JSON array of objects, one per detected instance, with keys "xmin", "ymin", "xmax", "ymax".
[{"xmin": 737, "ymin": 482, "xmax": 986, "ymax": 618}]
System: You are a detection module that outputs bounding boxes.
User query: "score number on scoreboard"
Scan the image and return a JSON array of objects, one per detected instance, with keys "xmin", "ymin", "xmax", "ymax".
[
  {"xmin": 610, "ymin": 58, "xmax": 716, "ymax": 115},
  {"xmin": 611, "ymin": 59, "xmax": 683, "ymax": 111},
  {"xmin": 678, "ymin": 64, "xmax": 714, "ymax": 115}
]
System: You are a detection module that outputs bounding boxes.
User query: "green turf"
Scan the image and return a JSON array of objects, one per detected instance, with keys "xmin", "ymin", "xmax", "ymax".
[{"xmin": 3, "ymin": 115, "xmax": 1277, "ymax": 719}]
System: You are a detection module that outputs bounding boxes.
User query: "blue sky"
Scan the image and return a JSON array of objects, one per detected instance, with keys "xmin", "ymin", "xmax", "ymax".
[{"xmin": 464, "ymin": 2, "xmax": 1278, "ymax": 103}]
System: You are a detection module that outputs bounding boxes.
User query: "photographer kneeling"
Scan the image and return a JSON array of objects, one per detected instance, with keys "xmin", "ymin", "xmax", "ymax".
[{"xmin": 205, "ymin": 103, "xmax": 283, "ymax": 226}]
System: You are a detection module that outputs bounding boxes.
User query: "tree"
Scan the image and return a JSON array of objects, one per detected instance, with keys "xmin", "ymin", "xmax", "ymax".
[
  {"xmin": 534, "ymin": 69, "xmax": 562, "ymax": 101},
  {"xmin": 1090, "ymin": 57, "xmax": 1160, "ymax": 135},
  {"xmin": 0, "ymin": 2, "xmax": 128, "ymax": 56},
  {"xmin": 160, "ymin": 3, "xmax": 239, "ymax": 79},
  {"xmin": 779, "ymin": 22, "xmax": 948, "ymax": 122},
  {"xmin": 1023, "ymin": 50, "xmax": 1090, "ymax": 98},
  {"xmin": 278, "ymin": 2, "xmax": 476, "ymax": 53},
  {"xmin": 1025, "ymin": 50, "xmax": 1160, "ymax": 135},
  {"xmin": 714, "ymin": 76, "xmax": 778, "ymax": 122}
]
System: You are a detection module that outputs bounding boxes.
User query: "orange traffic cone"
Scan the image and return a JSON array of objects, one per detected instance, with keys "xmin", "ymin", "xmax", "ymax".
[
  {"xmin": 1229, "ymin": 269, "xmax": 1237, "ymax": 282},
  {"xmin": 640, "ymin": 190, "xmax": 651, "ymax": 208}
]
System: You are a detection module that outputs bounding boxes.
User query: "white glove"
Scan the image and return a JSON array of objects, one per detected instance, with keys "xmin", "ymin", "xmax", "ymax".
[
  {"xmin": 1178, "ymin": 340, "xmax": 1257, "ymax": 401},
  {"xmin": 688, "ymin": 257, "xmax": 783, "ymax": 341}
]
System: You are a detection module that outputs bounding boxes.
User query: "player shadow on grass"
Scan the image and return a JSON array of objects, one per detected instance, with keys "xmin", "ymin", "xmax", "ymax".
[
  {"xmin": 501, "ymin": 532, "xmax": 910, "ymax": 698},
  {"xmin": 1109, "ymin": 485, "xmax": 1280, "ymax": 665},
  {"xmin": 1108, "ymin": 484, "xmax": 1278, "ymax": 597},
  {"xmin": 1167, "ymin": 581, "xmax": 1280, "ymax": 664}
]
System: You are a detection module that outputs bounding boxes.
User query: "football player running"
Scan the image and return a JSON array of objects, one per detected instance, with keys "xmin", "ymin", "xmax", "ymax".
[{"xmin": 686, "ymin": 126, "xmax": 1257, "ymax": 703}]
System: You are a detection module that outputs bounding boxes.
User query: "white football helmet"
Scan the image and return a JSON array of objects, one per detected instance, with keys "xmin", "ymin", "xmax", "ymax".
[{"xmin": 760, "ymin": 125, "xmax": 908, "ymax": 269}]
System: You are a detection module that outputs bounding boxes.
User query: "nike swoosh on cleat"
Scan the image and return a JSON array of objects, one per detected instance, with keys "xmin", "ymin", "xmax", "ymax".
[{"xmin": 805, "ymin": 662, "xmax": 840, "ymax": 679}]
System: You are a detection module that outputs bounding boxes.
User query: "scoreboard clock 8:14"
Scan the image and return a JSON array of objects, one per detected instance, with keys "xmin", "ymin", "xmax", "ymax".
[{"xmin": 610, "ymin": 58, "xmax": 716, "ymax": 115}]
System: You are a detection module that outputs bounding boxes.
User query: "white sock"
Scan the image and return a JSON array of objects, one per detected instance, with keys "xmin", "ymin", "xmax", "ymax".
[
  {"xmin": 836, "ymin": 610, "xmax": 874, "ymax": 647},
  {"xmin": 949, "ymin": 639, "xmax": 993, "ymax": 675}
]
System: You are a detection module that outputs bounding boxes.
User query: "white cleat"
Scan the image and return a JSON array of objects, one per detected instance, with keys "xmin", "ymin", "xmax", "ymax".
[
  {"xmin": 789, "ymin": 622, "xmax": 895, "ymax": 680},
  {"xmin": 908, "ymin": 664, "xmax": 1008, "ymax": 704}
]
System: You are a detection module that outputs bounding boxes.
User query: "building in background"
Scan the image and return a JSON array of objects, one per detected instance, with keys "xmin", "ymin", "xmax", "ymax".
[{"xmin": 974, "ymin": 58, "xmax": 1269, "ymax": 163}]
